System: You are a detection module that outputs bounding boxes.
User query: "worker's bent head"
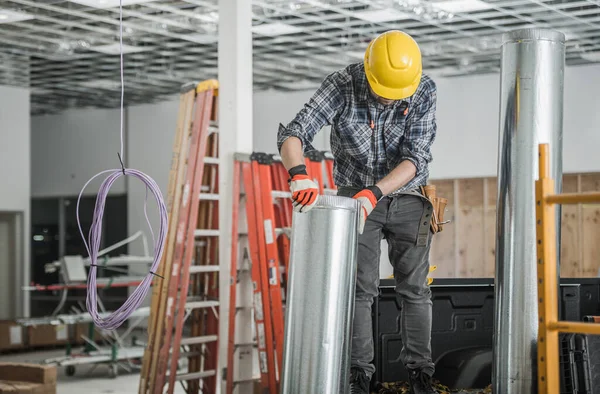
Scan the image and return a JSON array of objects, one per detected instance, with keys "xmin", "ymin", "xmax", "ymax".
[{"xmin": 364, "ymin": 30, "xmax": 422, "ymax": 102}]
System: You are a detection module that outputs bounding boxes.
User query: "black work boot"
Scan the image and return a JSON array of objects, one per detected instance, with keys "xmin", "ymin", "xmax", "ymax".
[
  {"xmin": 349, "ymin": 367, "xmax": 370, "ymax": 394},
  {"xmin": 408, "ymin": 369, "xmax": 437, "ymax": 394}
]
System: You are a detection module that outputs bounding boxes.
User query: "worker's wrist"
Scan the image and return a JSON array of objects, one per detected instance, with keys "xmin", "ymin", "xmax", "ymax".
[
  {"xmin": 288, "ymin": 164, "xmax": 308, "ymax": 178},
  {"xmin": 367, "ymin": 185, "xmax": 384, "ymax": 201}
]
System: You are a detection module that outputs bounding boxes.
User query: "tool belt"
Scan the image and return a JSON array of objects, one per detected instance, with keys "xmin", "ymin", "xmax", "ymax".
[{"xmin": 419, "ymin": 185, "xmax": 449, "ymax": 234}]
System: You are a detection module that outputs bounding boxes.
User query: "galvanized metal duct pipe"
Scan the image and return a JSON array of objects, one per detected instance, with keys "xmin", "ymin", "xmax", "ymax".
[
  {"xmin": 494, "ymin": 28, "xmax": 565, "ymax": 394},
  {"xmin": 280, "ymin": 195, "xmax": 360, "ymax": 394}
]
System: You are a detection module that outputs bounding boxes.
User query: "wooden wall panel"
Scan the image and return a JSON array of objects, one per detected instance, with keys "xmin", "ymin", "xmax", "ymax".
[
  {"xmin": 457, "ymin": 179, "xmax": 485, "ymax": 277},
  {"xmin": 484, "ymin": 178, "xmax": 498, "ymax": 277},
  {"xmin": 560, "ymin": 175, "xmax": 581, "ymax": 277},
  {"xmin": 580, "ymin": 174, "xmax": 600, "ymax": 277},
  {"xmin": 428, "ymin": 172, "xmax": 600, "ymax": 279},
  {"xmin": 430, "ymin": 180, "xmax": 456, "ymax": 277}
]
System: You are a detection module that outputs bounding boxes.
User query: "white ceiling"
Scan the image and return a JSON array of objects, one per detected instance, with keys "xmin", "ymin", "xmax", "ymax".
[{"xmin": 1, "ymin": 0, "xmax": 599, "ymax": 115}]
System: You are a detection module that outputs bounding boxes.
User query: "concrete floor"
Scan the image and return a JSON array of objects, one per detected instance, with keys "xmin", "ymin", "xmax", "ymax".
[{"xmin": 0, "ymin": 348, "xmax": 187, "ymax": 394}]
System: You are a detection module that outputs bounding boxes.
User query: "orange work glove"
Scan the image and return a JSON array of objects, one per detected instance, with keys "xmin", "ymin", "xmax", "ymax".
[
  {"xmin": 352, "ymin": 186, "xmax": 383, "ymax": 234},
  {"xmin": 288, "ymin": 165, "xmax": 319, "ymax": 213}
]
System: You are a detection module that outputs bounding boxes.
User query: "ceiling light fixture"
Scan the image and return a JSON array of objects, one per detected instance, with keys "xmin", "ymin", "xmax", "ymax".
[
  {"xmin": 90, "ymin": 43, "xmax": 151, "ymax": 54},
  {"xmin": 277, "ymin": 79, "xmax": 322, "ymax": 90},
  {"xmin": 252, "ymin": 22, "xmax": 302, "ymax": 36},
  {"xmin": 185, "ymin": 34, "xmax": 218, "ymax": 44},
  {"xmin": 353, "ymin": 8, "xmax": 410, "ymax": 23},
  {"xmin": 69, "ymin": 0, "xmax": 158, "ymax": 9},
  {"xmin": 80, "ymin": 79, "xmax": 121, "ymax": 90},
  {"xmin": 0, "ymin": 9, "xmax": 34, "ymax": 24},
  {"xmin": 431, "ymin": 0, "xmax": 493, "ymax": 13},
  {"xmin": 581, "ymin": 51, "xmax": 600, "ymax": 62}
]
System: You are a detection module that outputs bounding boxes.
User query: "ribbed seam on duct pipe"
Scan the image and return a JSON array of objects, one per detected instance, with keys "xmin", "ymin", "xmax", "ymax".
[
  {"xmin": 281, "ymin": 195, "xmax": 360, "ymax": 394},
  {"xmin": 493, "ymin": 28, "xmax": 565, "ymax": 394}
]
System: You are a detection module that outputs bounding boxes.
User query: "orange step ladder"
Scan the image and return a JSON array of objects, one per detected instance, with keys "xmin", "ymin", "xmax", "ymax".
[
  {"xmin": 139, "ymin": 79, "xmax": 221, "ymax": 394},
  {"xmin": 226, "ymin": 153, "xmax": 292, "ymax": 394},
  {"xmin": 225, "ymin": 151, "xmax": 337, "ymax": 393}
]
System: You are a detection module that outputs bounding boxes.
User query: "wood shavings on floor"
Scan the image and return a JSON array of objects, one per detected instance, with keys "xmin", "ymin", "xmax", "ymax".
[{"xmin": 375, "ymin": 381, "xmax": 493, "ymax": 394}]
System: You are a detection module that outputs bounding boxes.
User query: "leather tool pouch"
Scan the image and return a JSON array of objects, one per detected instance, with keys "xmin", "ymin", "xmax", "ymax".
[{"xmin": 420, "ymin": 185, "xmax": 448, "ymax": 233}]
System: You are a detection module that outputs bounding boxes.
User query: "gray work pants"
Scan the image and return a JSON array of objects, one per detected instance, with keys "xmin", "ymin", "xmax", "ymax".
[{"xmin": 338, "ymin": 187, "xmax": 435, "ymax": 379}]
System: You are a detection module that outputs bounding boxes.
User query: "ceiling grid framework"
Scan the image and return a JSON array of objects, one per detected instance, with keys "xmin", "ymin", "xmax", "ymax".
[{"xmin": 0, "ymin": 0, "xmax": 598, "ymax": 115}]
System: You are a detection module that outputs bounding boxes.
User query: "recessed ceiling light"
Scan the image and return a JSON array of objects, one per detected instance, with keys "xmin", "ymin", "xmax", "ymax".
[
  {"xmin": 432, "ymin": 0, "xmax": 493, "ymax": 13},
  {"xmin": 252, "ymin": 22, "xmax": 302, "ymax": 36},
  {"xmin": 31, "ymin": 88, "xmax": 55, "ymax": 95},
  {"xmin": 69, "ymin": 0, "xmax": 158, "ymax": 9},
  {"xmin": 561, "ymin": 29, "xmax": 580, "ymax": 41},
  {"xmin": 581, "ymin": 51, "xmax": 600, "ymax": 62},
  {"xmin": 185, "ymin": 34, "xmax": 218, "ymax": 44},
  {"xmin": 80, "ymin": 79, "xmax": 121, "ymax": 90},
  {"xmin": 90, "ymin": 43, "xmax": 150, "ymax": 54},
  {"xmin": 0, "ymin": 9, "xmax": 34, "ymax": 24},
  {"xmin": 277, "ymin": 80, "xmax": 322, "ymax": 90},
  {"xmin": 353, "ymin": 8, "xmax": 410, "ymax": 23}
]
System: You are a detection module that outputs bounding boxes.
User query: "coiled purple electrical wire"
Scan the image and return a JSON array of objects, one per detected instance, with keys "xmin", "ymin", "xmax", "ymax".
[
  {"xmin": 76, "ymin": 169, "xmax": 167, "ymax": 330},
  {"xmin": 76, "ymin": 1, "xmax": 168, "ymax": 330}
]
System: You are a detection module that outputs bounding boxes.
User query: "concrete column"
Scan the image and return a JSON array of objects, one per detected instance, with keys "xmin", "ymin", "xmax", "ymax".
[
  {"xmin": 218, "ymin": 0, "xmax": 253, "ymax": 392},
  {"xmin": 494, "ymin": 28, "xmax": 565, "ymax": 394}
]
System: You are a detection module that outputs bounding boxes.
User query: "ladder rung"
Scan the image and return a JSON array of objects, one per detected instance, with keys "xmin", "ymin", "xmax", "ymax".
[
  {"xmin": 272, "ymin": 190, "xmax": 291, "ymax": 199},
  {"xmin": 275, "ymin": 227, "xmax": 291, "ymax": 237},
  {"xmin": 271, "ymin": 189, "xmax": 336, "ymax": 198},
  {"xmin": 200, "ymin": 193, "xmax": 219, "ymax": 201},
  {"xmin": 234, "ymin": 342, "xmax": 256, "ymax": 348},
  {"xmin": 185, "ymin": 300, "xmax": 219, "ymax": 310},
  {"xmin": 180, "ymin": 335, "xmax": 218, "ymax": 346},
  {"xmin": 177, "ymin": 351, "xmax": 203, "ymax": 358},
  {"xmin": 189, "ymin": 265, "xmax": 220, "ymax": 274},
  {"xmin": 234, "ymin": 377, "xmax": 259, "ymax": 384},
  {"xmin": 208, "ymin": 125, "xmax": 219, "ymax": 134},
  {"xmin": 194, "ymin": 229, "xmax": 220, "ymax": 237},
  {"xmin": 204, "ymin": 157, "xmax": 219, "ymax": 165},
  {"xmin": 174, "ymin": 370, "xmax": 217, "ymax": 381}
]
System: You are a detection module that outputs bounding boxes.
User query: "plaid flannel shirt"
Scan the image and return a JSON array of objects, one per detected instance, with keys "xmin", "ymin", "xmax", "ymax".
[{"xmin": 277, "ymin": 63, "xmax": 437, "ymax": 195}]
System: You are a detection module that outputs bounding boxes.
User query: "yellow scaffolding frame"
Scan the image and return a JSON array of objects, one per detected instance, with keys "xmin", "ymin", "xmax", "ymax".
[{"xmin": 535, "ymin": 143, "xmax": 600, "ymax": 394}]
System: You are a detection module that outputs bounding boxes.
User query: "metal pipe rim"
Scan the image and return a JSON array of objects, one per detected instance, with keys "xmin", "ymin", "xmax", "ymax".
[
  {"xmin": 502, "ymin": 28, "xmax": 565, "ymax": 44},
  {"xmin": 314, "ymin": 195, "xmax": 360, "ymax": 212}
]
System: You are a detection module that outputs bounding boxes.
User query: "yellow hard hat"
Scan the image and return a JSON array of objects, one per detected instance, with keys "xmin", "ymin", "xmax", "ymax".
[{"xmin": 364, "ymin": 30, "xmax": 422, "ymax": 100}]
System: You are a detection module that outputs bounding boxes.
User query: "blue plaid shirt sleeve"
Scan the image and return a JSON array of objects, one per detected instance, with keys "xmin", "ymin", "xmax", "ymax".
[
  {"xmin": 277, "ymin": 73, "xmax": 345, "ymax": 153},
  {"xmin": 399, "ymin": 79, "xmax": 437, "ymax": 178}
]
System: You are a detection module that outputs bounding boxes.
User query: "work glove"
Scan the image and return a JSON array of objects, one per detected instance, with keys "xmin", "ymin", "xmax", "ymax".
[
  {"xmin": 288, "ymin": 164, "xmax": 319, "ymax": 213},
  {"xmin": 352, "ymin": 186, "xmax": 383, "ymax": 234}
]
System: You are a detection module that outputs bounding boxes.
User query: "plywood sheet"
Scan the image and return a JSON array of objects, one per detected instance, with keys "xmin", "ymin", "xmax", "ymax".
[
  {"xmin": 580, "ymin": 174, "xmax": 600, "ymax": 277},
  {"xmin": 484, "ymin": 178, "xmax": 498, "ymax": 278},
  {"xmin": 457, "ymin": 178, "xmax": 485, "ymax": 277},
  {"xmin": 559, "ymin": 174, "xmax": 580, "ymax": 278},
  {"xmin": 429, "ymin": 180, "xmax": 455, "ymax": 277}
]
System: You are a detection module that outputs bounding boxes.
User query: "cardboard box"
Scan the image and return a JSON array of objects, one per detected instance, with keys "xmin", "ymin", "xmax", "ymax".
[
  {"xmin": 0, "ymin": 321, "xmax": 24, "ymax": 351},
  {"xmin": 28, "ymin": 325, "xmax": 68, "ymax": 347},
  {"xmin": 0, "ymin": 380, "xmax": 56, "ymax": 394},
  {"xmin": 0, "ymin": 363, "xmax": 56, "ymax": 394},
  {"xmin": 0, "ymin": 362, "xmax": 57, "ymax": 385}
]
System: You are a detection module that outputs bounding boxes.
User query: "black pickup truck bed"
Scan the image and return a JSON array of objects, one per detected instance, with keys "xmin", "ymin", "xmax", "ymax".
[{"xmin": 372, "ymin": 278, "xmax": 600, "ymax": 389}]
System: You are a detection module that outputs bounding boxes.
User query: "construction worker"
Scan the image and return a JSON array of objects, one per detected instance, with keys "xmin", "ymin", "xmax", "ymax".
[{"xmin": 277, "ymin": 30, "xmax": 438, "ymax": 394}]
